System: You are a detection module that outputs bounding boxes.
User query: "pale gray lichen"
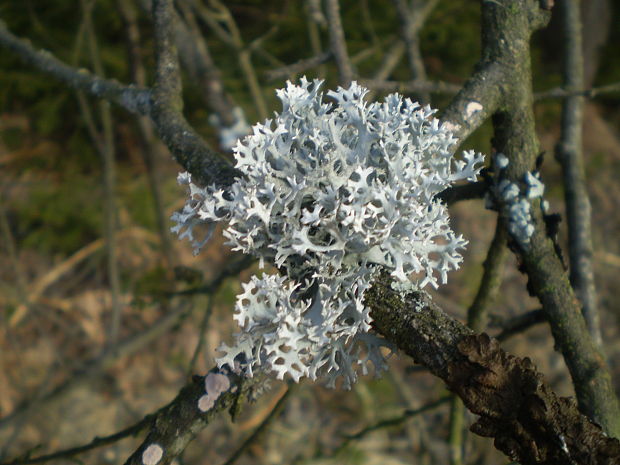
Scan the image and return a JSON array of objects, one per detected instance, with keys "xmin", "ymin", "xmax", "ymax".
[
  {"xmin": 495, "ymin": 152, "xmax": 509, "ymax": 169},
  {"xmin": 525, "ymin": 171, "xmax": 545, "ymax": 199},
  {"xmin": 465, "ymin": 101, "xmax": 483, "ymax": 119},
  {"xmin": 173, "ymin": 78, "xmax": 484, "ymax": 388},
  {"xmin": 197, "ymin": 372, "xmax": 231, "ymax": 412},
  {"xmin": 142, "ymin": 444, "xmax": 163, "ymax": 465},
  {"xmin": 209, "ymin": 106, "xmax": 251, "ymax": 151}
]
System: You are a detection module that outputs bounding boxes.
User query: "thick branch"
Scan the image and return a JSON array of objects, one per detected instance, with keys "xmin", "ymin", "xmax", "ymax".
[
  {"xmin": 440, "ymin": 61, "xmax": 504, "ymax": 145},
  {"xmin": 366, "ymin": 274, "xmax": 620, "ymax": 465},
  {"xmin": 117, "ymin": 279, "xmax": 620, "ymax": 465},
  {"xmin": 150, "ymin": 0, "xmax": 239, "ymax": 188}
]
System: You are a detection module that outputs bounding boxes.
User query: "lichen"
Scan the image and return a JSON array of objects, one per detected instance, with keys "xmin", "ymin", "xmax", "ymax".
[
  {"xmin": 142, "ymin": 444, "xmax": 163, "ymax": 465},
  {"xmin": 197, "ymin": 372, "xmax": 231, "ymax": 412},
  {"xmin": 173, "ymin": 78, "xmax": 484, "ymax": 388}
]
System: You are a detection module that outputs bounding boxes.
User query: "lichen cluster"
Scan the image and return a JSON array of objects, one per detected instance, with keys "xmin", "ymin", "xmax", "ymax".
[{"xmin": 173, "ymin": 78, "xmax": 483, "ymax": 388}]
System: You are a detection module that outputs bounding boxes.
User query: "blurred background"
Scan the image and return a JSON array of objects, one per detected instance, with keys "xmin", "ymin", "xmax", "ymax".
[{"xmin": 1, "ymin": 1, "xmax": 619, "ymax": 464}]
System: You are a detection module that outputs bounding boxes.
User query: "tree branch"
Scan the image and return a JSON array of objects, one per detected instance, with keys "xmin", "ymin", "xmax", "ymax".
[
  {"xmin": 359, "ymin": 78, "xmax": 461, "ymax": 95},
  {"xmin": 366, "ymin": 274, "xmax": 620, "ymax": 465},
  {"xmin": 265, "ymin": 51, "xmax": 333, "ymax": 82},
  {"xmin": 0, "ymin": 19, "xmax": 151, "ymax": 115},
  {"xmin": 0, "ymin": 413, "xmax": 154, "ymax": 465},
  {"xmin": 390, "ymin": 0, "xmax": 436, "ymax": 103},
  {"xmin": 449, "ymin": 216, "xmax": 509, "ymax": 465},
  {"xmin": 534, "ymin": 81, "xmax": 620, "ymax": 99},
  {"xmin": 481, "ymin": 0, "xmax": 620, "ymax": 435},
  {"xmin": 149, "ymin": 0, "xmax": 239, "ymax": 188},
  {"xmin": 122, "ymin": 370, "xmax": 266, "ymax": 465},
  {"xmin": 556, "ymin": 0, "xmax": 601, "ymax": 344},
  {"xmin": 440, "ymin": 60, "xmax": 505, "ymax": 145},
  {"xmin": 324, "ymin": 0, "xmax": 354, "ymax": 86},
  {"xmin": 0, "ymin": 9, "xmax": 239, "ymax": 189},
  {"xmin": 118, "ymin": 275, "xmax": 620, "ymax": 465},
  {"xmin": 221, "ymin": 385, "xmax": 294, "ymax": 465}
]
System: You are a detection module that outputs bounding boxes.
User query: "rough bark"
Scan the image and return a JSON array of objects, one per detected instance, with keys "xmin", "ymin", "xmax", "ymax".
[{"xmin": 367, "ymin": 274, "xmax": 620, "ymax": 465}]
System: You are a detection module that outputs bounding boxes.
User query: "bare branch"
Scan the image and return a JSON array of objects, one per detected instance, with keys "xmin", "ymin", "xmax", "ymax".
[
  {"xmin": 535, "ymin": 81, "xmax": 620, "ymax": 100},
  {"xmin": 324, "ymin": 0, "xmax": 354, "ymax": 86},
  {"xmin": 481, "ymin": 0, "xmax": 620, "ymax": 435},
  {"xmin": 495, "ymin": 309, "xmax": 546, "ymax": 342},
  {"xmin": 366, "ymin": 275, "xmax": 620, "ymax": 465},
  {"xmin": 122, "ymin": 370, "xmax": 267, "ymax": 465},
  {"xmin": 0, "ymin": 19, "xmax": 150, "ymax": 115},
  {"xmin": 175, "ymin": 0, "xmax": 236, "ymax": 127},
  {"xmin": 440, "ymin": 61, "xmax": 505, "ymax": 145},
  {"xmin": 221, "ymin": 385, "xmax": 294, "ymax": 465},
  {"xmin": 0, "ymin": 414, "xmax": 154, "ymax": 465},
  {"xmin": 149, "ymin": 0, "xmax": 239, "ymax": 188},
  {"xmin": 198, "ymin": 0, "xmax": 269, "ymax": 120},
  {"xmin": 118, "ymin": 0, "xmax": 176, "ymax": 269},
  {"xmin": 556, "ymin": 0, "xmax": 601, "ymax": 344},
  {"xmin": 331, "ymin": 396, "xmax": 450, "ymax": 457},
  {"xmin": 360, "ymin": 78, "xmax": 461, "ymax": 95},
  {"xmin": 265, "ymin": 52, "xmax": 333, "ymax": 82},
  {"xmin": 390, "ymin": 0, "xmax": 436, "ymax": 103}
]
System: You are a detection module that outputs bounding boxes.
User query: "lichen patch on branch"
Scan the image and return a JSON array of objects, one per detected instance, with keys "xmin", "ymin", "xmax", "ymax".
[{"xmin": 173, "ymin": 78, "xmax": 484, "ymax": 388}]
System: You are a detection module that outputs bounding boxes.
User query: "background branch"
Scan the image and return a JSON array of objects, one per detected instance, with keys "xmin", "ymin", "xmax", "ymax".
[
  {"xmin": 482, "ymin": 0, "xmax": 620, "ymax": 435},
  {"xmin": 556, "ymin": 0, "xmax": 601, "ymax": 344},
  {"xmin": 324, "ymin": 0, "xmax": 353, "ymax": 86}
]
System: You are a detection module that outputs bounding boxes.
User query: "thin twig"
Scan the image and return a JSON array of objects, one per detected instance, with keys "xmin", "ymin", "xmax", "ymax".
[
  {"xmin": 495, "ymin": 309, "xmax": 546, "ymax": 342},
  {"xmin": 331, "ymin": 396, "xmax": 450, "ymax": 457},
  {"xmin": 324, "ymin": 0, "xmax": 353, "ymax": 86},
  {"xmin": 0, "ymin": 19, "xmax": 151, "ymax": 115},
  {"xmin": 364, "ymin": 40, "xmax": 405, "ymax": 101},
  {"xmin": 264, "ymin": 52, "xmax": 332, "ymax": 82},
  {"xmin": 168, "ymin": 255, "xmax": 255, "ymax": 297},
  {"xmin": 360, "ymin": 78, "xmax": 462, "ymax": 95},
  {"xmin": 0, "ymin": 413, "xmax": 155, "ymax": 465},
  {"xmin": 186, "ymin": 295, "xmax": 214, "ymax": 378},
  {"xmin": 203, "ymin": 0, "xmax": 268, "ymax": 120},
  {"xmin": 556, "ymin": 0, "xmax": 601, "ymax": 345},
  {"xmin": 221, "ymin": 385, "xmax": 295, "ymax": 465},
  {"xmin": 391, "ymin": 0, "xmax": 433, "ymax": 103},
  {"xmin": 78, "ymin": 0, "xmax": 123, "ymax": 349},
  {"xmin": 176, "ymin": 0, "xmax": 236, "ymax": 127},
  {"xmin": 534, "ymin": 81, "xmax": 620, "ymax": 100},
  {"xmin": 0, "ymin": 192, "xmax": 31, "ymax": 319}
]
